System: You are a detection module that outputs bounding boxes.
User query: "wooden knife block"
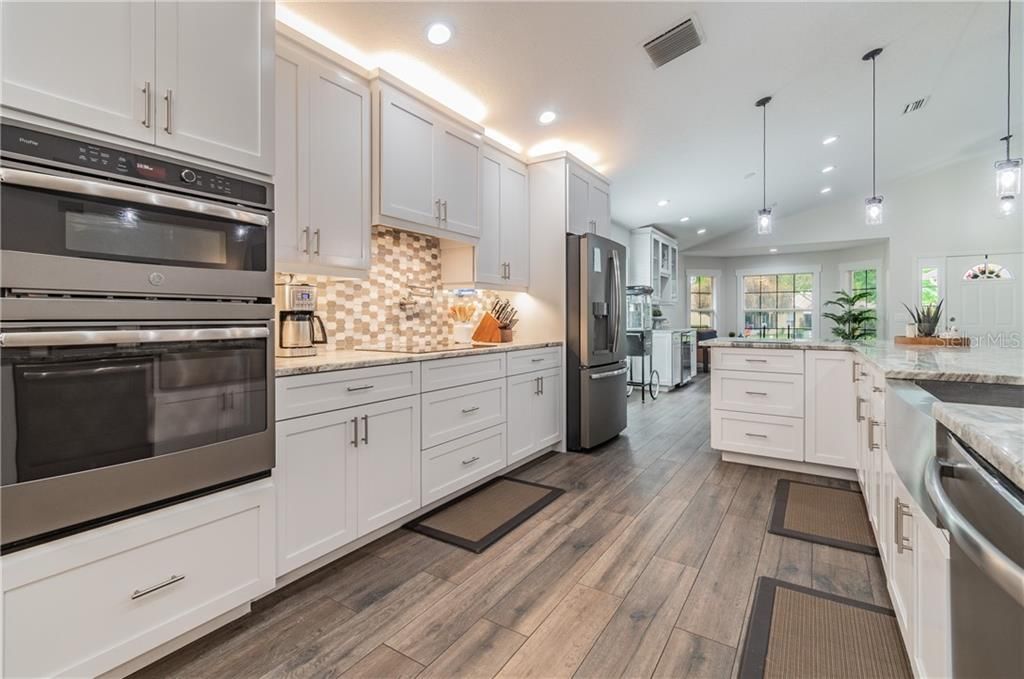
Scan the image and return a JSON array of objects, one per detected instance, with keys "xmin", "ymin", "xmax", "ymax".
[{"xmin": 472, "ymin": 312, "xmax": 504, "ymax": 343}]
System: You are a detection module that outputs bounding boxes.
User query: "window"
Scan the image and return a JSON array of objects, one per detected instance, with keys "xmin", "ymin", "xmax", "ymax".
[
  {"xmin": 689, "ymin": 275, "xmax": 715, "ymax": 329},
  {"xmin": 849, "ymin": 268, "xmax": 878, "ymax": 338},
  {"xmin": 962, "ymin": 261, "xmax": 1013, "ymax": 280},
  {"xmin": 742, "ymin": 273, "xmax": 814, "ymax": 339},
  {"xmin": 921, "ymin": 266, "xmax": 940, "ymax": 306}
]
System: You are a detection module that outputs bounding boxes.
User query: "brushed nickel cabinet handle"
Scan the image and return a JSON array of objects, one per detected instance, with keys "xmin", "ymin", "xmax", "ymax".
[
  {"xmin": 462, "ymin": 456, "xmax": 480, "ymax": 465},
  {"xmin": 745, "ymin": 358, "xmax": 768, "ymax": 363},
  {"xmin": 895, "ymin": 497, "xmax": 913, "ymax": 553},
  {"xmin": 461, "ymin": 406, "xmax": 480, "ymax": 414},
  {"xmin": 351, "ymin": 417, "xmax": 359, "ymax": 447},
  {"xmin": 346, "ymin": 384, "xmax": 374, "ymax": 392},
  {"xmin": 163, "ymin": 89, "xmax": 173, "ymax": 134},
  {"xmin": 540, "ymin": 377, "xmax": 544, "ymax": 395},
  {"xmin": 856, "ymin": 396, "xmax": 866, "ymax": 422},
  {"xmin": 131, "ymin": 574, "xmax": 185, "ymax": 600},
  {"xmin": 745, "ymin": 391, "xmax": 768, "ymax": 396},
  {"xmin": 435, "ymin": 199, "xmax": 441, "ymax": 223},
  {"xmin": 852, "ymin": 361, "xmax": 860, "ymax": 383},
  {"xmin": 744, "ymin": 432, "xmax": 768, "ymax": 439},
  {"xmin": 314, "ymin": 228, "xmax": 321, "ymax": 256},
  {"xmin": 361, "ymin": 414, "xmax": 369, "ymax": 444},
  {"xmin": 142, "ymin": 81, "xmax": 151, "ymax": 128},
  {"xmin": 869, "ymin": 418, "xmax": 881, "ymax": 450},
  {"xmin": 442, "ymin": 200, "xmax": 448, "ymax": 222},
  {"xmin": 302, "ymin": 227, "xmax": 310, "ymax": 254}
]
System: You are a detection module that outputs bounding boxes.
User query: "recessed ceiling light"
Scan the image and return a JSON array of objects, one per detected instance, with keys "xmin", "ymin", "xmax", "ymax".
[
  {"xmin": 657, "ymin": 199, "xmax": 670, "ymax": 207},
  {"xmin": 679, "ymin": 216, "xmax": 690, "ymax": 222},
  {"xmin": 822, "ymin": 165, "xmax": 835, "ymax": 174},
  {"xmin": 538, "ymin": 111, "xmax": 557, "ymax": 125},
  {"xmin": 697, "ymin": 228, "xmax": 707, "ymax": 235},
  {"xmin": 426, "ymin": 22, "xmax": 452, "ymax": 45},
  {"xmin": 820, "ymin": 187, "xmax": 832, "ymax": 194},
  {"xmin": 770, "ymin": 248, "xmax": 779, "ymax": 253},
  {"xmin": 822, "ymin": 135, "xmax": 839, "ymax": 145}
]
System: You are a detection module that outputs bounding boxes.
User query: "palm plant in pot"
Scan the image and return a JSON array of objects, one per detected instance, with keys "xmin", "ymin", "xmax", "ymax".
[
  {"xmin": 822, "ymin": 290, "xmax": 876, "ymax": 340},
  {"xmin": 902, "ymin": 300, "xmax": 944, "ymax": 337}
]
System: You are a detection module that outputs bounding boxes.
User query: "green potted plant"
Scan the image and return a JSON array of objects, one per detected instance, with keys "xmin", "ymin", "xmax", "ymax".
[
  {"xmin": 902, "ymin": 300, "xmax": 944, "ymax": 337},
  {"xmin": 822, "ymin": 290, "xmax": 876, "ymax": 340}
]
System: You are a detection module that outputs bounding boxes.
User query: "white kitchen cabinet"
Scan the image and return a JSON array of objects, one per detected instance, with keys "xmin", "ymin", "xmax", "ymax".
[
  {"xmin": 422, "ymin": 425, "xmax": 507, "ymax": 505},
  {"xmin": 566, "ymin": 161, "xmax": 611, "ymax": 236},
  {"xmin": 441, "ymin": 143, "xmax": 529, "ymax": 290},
  {"xmin": 2, "ymin": 479, "xmax": 274, "ymax": 679},
  {"xmin": 804, "ymin": 350, "xmax": 858, "ymax": 469},
  {"xmin": 374, "ymin": 81, "xmax": 481, "ymax": 240},
  {"xmin": 274, "ymin": 39, "xmax": 371, "ymax": 276},
  {"xmin": 912, "ymin": 511, "xmax": 952, "ymax": 679},
  {"xmin": 0, "ymin": 1, "xmax": 156, "ymax": 143},
  {"xmin": 1, "ymin": 1, "xmax": 273, "ymax": 174},
  {"xmin": 713, "ymin": 370, "xmax": 804, "ymax": 418},
  {"xmin": 421, "ymin": 378, "xmax": 506, "ymax": 450},
  {"xmin": 507, "ymin": 367, "xmax": 562, "ymax": 464},
  {"xmin": 628, "ymin": 227, "xmax": 678, "ymax": 305},
  {"xmin": 275, "ymin": 409, "xmax": 358, "ymax": 575},
  {"xmin": 355, "ymin": 396, "xmax": 421, "ymax": 535},
  {"xmin": 888, "ymin": 466, "xmax": 916, "ymax": 642}
]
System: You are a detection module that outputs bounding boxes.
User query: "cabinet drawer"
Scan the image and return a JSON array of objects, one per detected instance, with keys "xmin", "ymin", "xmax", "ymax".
[
  {"xmin": 711, "ymin": 348, "xmax": 804, "ymax": 374},
  {"xmin": 422, "ymin": 425, "xmax": 507, "ymax": 505},
  {"xmin": 421, "ymin": 352, "xmax": 506, "ymax": 392},
  {"xmin": 2, "ymin": 480, "xmax": 274, "ymax": 679},
  {"xmin": 711, "ymin": 410, "xmax": 804, "ymax": 461},
  {"xmin": 422, "ymin": 378, "xmax": 506, "ymax": 449},
  {"xmin": 506, "ymin": 346, "xmax": 560, "ymax": 376},
  {"xmin": 276, "ymin": 363, "xmax": 420, "ymax": 420},
  {"xmin": 711, "ymin": 370, "xmax": 804, "ymax": 417}
]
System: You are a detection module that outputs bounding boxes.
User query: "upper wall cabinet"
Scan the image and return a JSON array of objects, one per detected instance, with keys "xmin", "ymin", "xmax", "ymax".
[
  {"xmin": 441, "ymin": 143, "xmax": 529, "ymax": 290},
  {"xmin": 275, "ymin": 39, "xmax": 371, "ymax": 276},
  {"xmin": 373, "ymin": 81, "xmax": 481, "ymax": 242},
  {"xmin": 629, "ymin": 226, "xmax": 678, "ymax": 305},
  {"xmin": 0, "ymin": 1, "xmax": 274, "ymax": 175},
  {"xmin": 567, "ymin": 160, "xmax": 611, "ymax": 236}
]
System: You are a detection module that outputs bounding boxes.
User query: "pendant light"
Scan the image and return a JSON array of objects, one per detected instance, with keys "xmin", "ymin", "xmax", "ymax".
[
  {"xmin": 996, "ymin": 0, "xmax": 1021, "ymax": 216},
  {"xmin": 863, "ymin": 47, "xmax": 884, "ymax": 225},
  {"xmin": 755, "ymin": 96, "xmax": 773, "ymax": 235}
]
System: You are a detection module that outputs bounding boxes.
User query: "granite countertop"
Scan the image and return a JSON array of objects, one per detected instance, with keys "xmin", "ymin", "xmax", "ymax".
[
  {"xmin": 933, "ymin": 402, "xmax": 1024, "ymax": 490},
  {"xmin": 275, "ymin": 341, "xmax": 563, "ymax": 377},
  {"xmin": 699, "ymin": 338, "xmax": 1024, "ymax": 385}
]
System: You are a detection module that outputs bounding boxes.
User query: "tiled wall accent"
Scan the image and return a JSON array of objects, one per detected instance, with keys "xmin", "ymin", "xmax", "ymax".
[{"xmin": 279, "ymin": 226, "xmax": 503, "ymax": 350}]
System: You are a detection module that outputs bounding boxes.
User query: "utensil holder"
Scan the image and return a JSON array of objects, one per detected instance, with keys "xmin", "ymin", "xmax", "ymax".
[
  {"xmin": 500, "ymin": 328, "xmax": 514, "ymax": 343},
  {"xmin": 453, "ymin": 322, "xmax": 474, "ymax": 345}
]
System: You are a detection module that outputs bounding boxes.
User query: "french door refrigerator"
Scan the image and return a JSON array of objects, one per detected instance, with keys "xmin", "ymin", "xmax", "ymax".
[{"xmin": 566, "ymin": 233, "xmax": 628, "ymax": 450}]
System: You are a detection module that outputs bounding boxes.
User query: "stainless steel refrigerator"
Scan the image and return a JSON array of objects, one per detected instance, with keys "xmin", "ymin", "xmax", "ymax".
[{"xmin": 566, "ymin": 233, "xmax": 628, "ymax": 450}]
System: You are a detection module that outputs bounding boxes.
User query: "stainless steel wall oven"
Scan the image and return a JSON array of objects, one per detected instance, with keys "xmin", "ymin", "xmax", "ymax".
[{"xmin": 0, "ymin": 122, "xmax": 275, "ymax": 552}]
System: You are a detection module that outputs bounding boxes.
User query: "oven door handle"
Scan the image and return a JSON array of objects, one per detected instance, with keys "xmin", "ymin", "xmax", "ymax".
[
  {"xmin": 0, "ymin": 167, "xmax": 269, "ymax": 227},
  {"xmin": 925, "ymin": 454, "xmax": 1024, "ymax": 608},
  {"xmin": 0, "ymin": 327, "xmax": 269, "ymax": 348}
]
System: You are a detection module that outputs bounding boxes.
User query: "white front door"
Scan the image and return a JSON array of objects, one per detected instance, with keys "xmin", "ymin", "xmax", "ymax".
[{"xmin": 945, "ymin": 254, "xmax": 1023, "ymax": 340}]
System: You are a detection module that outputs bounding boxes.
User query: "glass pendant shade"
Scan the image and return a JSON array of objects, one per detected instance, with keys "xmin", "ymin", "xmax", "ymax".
[
  {"xmin": 1000, "ymin": 194, "xmax": 1017, "ymax": 216},
  {"xmin": 865, "ymin": 196, "xmax": 884, "ymax": 225},
  {"xmin": 756, "ymin": 208, "xmax": 773, "ymax": 235},
  {"xmin": 995, "ymin": 158, "xmax": 1022, "ymax": 197}
]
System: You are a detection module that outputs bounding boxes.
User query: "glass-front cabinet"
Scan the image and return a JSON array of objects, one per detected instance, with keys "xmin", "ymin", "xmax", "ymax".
[{"xmin": 628, "ymin": 226, "xmax": 677, "ymax": 305}]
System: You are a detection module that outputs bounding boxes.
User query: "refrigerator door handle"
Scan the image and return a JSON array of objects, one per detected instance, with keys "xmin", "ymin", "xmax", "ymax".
[{"xmin": 610, "ymin": 248, "xmax": 623, "ymax": 355}]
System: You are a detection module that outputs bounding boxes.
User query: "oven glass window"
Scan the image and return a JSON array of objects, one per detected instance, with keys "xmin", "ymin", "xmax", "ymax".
[
  {"xmin": 1, "ymin": 184, "xmax": 266, "ymax": 272},
  {"xmin": 1, "ymin": 330, "xmax": 268, "ymax": 485}
]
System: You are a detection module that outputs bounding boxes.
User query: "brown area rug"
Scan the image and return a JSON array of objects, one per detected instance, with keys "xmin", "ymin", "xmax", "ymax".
[
  {"xmin": 738, "ymin": 578, "xmax": 913, "ymax": 679},
  {"xmin": 768, "ymin": 480, "xmax": 878, "ymax": 555},
  {"xmin": 407, "ymin": 477, "xmax": 563, "ymax": 553}
]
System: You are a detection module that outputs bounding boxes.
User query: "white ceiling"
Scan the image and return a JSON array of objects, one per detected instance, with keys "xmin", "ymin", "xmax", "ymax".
[{"xmin": 283, "ymin": 1, "xmax": 1020, "ymax": 251}]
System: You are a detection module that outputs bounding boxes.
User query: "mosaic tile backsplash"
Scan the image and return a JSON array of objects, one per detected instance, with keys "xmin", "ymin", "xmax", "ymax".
[{"xmin": 279, "ymin": 226, "xmax": 504, "ymax": 350}]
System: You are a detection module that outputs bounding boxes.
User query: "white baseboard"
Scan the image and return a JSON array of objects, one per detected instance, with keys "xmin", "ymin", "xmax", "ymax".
[{"xmin": 720, "ymin": 451, "xmax": 858, "ymax": 481}]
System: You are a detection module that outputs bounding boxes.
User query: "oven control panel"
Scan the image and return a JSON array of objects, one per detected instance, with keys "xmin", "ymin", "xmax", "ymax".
[{"xmin": 1, "ymin": 123, "xmax": 271, "ymax": 209}]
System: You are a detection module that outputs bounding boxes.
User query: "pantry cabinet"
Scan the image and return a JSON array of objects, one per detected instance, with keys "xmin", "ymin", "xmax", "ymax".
[
  {"xmin": 1, "ymin": 0, "xmax": 274, "ymax": 174},
  {"xmin": 275, "ymin": 39, "xmax": 371, "ymax": 275},
  {"xmin": 374, "ymin": 81, "xmax": 481, "ymax": 240},
  {"xmin": 441, "ymin": 143, "xmax": 529, "ymax": 290}
]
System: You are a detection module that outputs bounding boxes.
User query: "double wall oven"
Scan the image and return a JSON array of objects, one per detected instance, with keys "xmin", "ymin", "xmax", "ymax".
[{"xmin": 0, "ymin": 123, "xmax": 275, "ymax": 552}]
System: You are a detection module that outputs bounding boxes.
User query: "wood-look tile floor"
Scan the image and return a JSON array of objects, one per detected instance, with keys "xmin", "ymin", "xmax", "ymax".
[{"xmin": 134, "ymin": 374, "xmax": 889, "ymax": 679}]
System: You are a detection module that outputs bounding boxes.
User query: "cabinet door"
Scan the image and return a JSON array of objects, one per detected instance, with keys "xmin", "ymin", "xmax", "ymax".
[
  {"xmin": 379, "ymin": 87, "xmax": 437, "ymax": 227},
  {"xmin": 475, "ymin": 151, "xmax": 505, "ymax": 286},
  {"xmin": 914, "ymin": 519, "xmax": 952, "ymax": 678},
  {"xmin": 567, "ymin": 166, "xmax": 592, "ymax": 234},
  {"xmin": 437, "ymin": 123, "xmax": 481, "ymax": 237},
  {"xmin": 804, "ymin": 351, "xmax": 858, "ymax": 468},
  {"xmin": 501, "ymin": 161, "xmax": 530, "ymax": 287},
  {"xmin": 589, "ymin": 180, "xmax": 611, "ymax": 236},
  {"xmin": 507, "ymin": 373, "xmax": 539, "ymax": 464},
  {"xmin": 275, "ymin": 410, "xmax": 357, "ymax": 575},
  {"xmin": 534, "ymin": 369, "xmax": 562, "ymax": 450},
  {"xmin": 356, "ymin": 396, "xmax": 421, "ymax": 535},
  {"xmin": 309, "ymin": 63, "xmax": 371, "ymax": 271},
  {"xmin": 154, "ymin": 0, "xmax": 274, "ymax": 173},
  {"xmin": 890, "ymin": 473, "xmax": 916, "ymax": 641},
  {"xmin": 273, "ymin": 46, "xmax": 308, "ymax": 265},
  {"xmin": 1, "ymin": 1, "xmax": 155, "ymax": 143}
]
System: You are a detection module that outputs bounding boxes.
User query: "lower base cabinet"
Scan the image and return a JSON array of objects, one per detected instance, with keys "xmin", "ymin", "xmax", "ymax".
[
  {"xmin": 507, "ymin": 367, "xmax": 561, "ymax": 464},
  {"xmin": 1, "ymin": 480, "xmax": 275, "ymax": 679},
  {"xmin": 422, "ymin": 424, "xmax": 507, "ymax": 504},
  {"xmin": 275, "ymin": 395, "xmax": 419, "ymax": 575}
]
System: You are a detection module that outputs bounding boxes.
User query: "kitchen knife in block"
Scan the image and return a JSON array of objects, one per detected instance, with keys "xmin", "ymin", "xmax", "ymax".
[{"xmin": 472, "ymin": 312, "xmax": 503, "ymax": 343}]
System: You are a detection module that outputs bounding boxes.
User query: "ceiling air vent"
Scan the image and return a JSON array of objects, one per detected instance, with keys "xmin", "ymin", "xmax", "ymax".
[
  {"xmin": 644, "ymin": 18, "xmax": 702, "ymax": 68},
  {"xmin": 902, "ymin": 97, "xmax": 929, "ymax": 115}
]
